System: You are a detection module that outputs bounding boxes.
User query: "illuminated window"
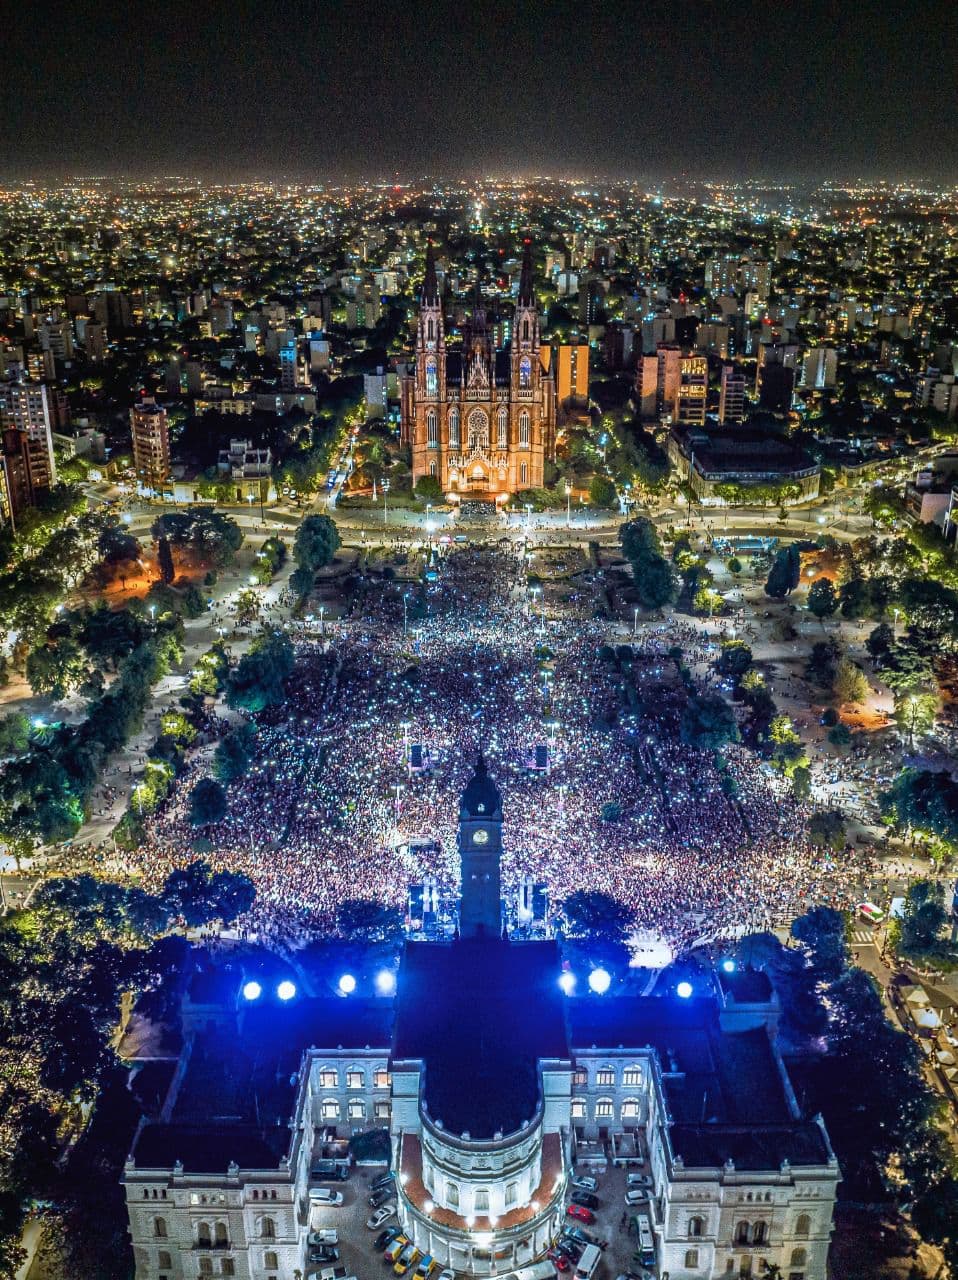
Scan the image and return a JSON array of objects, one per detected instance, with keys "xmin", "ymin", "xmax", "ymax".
[
  {"xmin": 375, "ymin": 1100, "xmax": 391, "ymax": 1119},
  {"xmin": 572, "ymin": 1067, "xmax": 588, "ymax": 1087},
  {"xmin": 426, "ymin": 410, "xmax": 439, "ymax": 448},
  {"xmin": 497, "ymin": 406, "xmax": 508, "ymax": 448},
  {"xmin": 595, "ymin": 1098, "xmax": 613, "ymax": 1118},
  {"xmin": 570, "ymin": 1099, "xmax": 586, "ymax": 1119},
  {"xmin": 622, "ymin": 1099, "xmax": 640, "ymax": 1119},
  {"xmin": 518, "ymin": 411, "xmax": 530, "ymax": 446},
  {"xmin": 425, "ymin": 359, "xmax": 437, "ymax": 397},
  {"xmin": 346, "ymin": 1069, "xmax": 364, "ymax": 1089},
  {"xmin": 349, "ymin": 1100, "xmax": 366, "ymax": 1120},
  {"xmin": 595, "ymin": 1067, "xmax": 615, "ymax": 1087},
  {"xmin": 475, "ymin": 1189, "xmax": 489, "ymax": 1212},
  {"xmin": 321, "ymin": 1099, "xmax": 340, "ymax": 1120},
  {"xmin": 519, "ymin": 356, "xmax": 531, "ymax": 388},
  {"xmin": 374, "ymin": 1069, "xmax": 391, "ymax": 1089},
  {"xmin": 449, "ymin": 409, "xmax": 460, "ymax": 448},
  {"xmin": 623, "ymin": 1065, "xmax": 643, "ymax": 1087},
  {"xmin": 429, "ymin": 460, "xmax": 437, "ymax": 477},
  {"xmin": 520, "ymin": 462, "xmax": 528, "ymax": 485},
  {"xmin": 319, "ymin": 1067, "xmax": 338, "ymax": 1088}
]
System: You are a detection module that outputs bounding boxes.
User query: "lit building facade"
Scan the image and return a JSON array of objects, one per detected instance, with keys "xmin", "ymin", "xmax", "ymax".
[
  {"xmin": 131, "ymin": 397, "xmax": 171, "ymax": 491},
  {"xmin": 401, "ymin": 245, "xmax": 555, "ymax": 501}
]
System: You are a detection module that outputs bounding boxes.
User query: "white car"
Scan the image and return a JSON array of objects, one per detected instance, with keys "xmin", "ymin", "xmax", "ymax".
[
  {"xmin": 309, "ymin": 1187, "xmax": 344, "ymax": 1206},
  {"xmin": 308, "ymin": 1229, "xmax": 339, "ymax": 1246},
  {"xmin": 437, "ymin": 1270, "xmax": 456, "ymax": 1280},
  {"xmin": 569, "ymin": 1174, "xmax": 598, "ymax": 1194},
  {"xmin": 626, "ymin": 1173, "xmax": 654, "ymax": 1191},
  {"xmin": 367, "ymin": 1204, "xmax": 397, "ymax": 1229},
  {"xmin": 625, "ymin": 1188, "xmax": 652, "ymax": 1206}
]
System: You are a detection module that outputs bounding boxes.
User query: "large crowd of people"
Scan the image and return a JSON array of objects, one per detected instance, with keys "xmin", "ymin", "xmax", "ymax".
[{"xmin": 122, "ymin": 546, "xmax": 873, "ymax": 950}]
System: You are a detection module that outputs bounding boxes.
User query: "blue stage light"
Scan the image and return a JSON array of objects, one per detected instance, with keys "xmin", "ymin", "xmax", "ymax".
[
  {"xmin": 375, "ymin": 969, "xmax": 396, "ymax": 995},
  {"xmin": 338, "ymin": 973, "xmax": 357, "ymax": 995},
  {"xmin": 558, "ymin": 971, "xmax": 576, "ymax": 995},
  {"xmin": 677, "ymin": 981, "xmax": 693, "ymax": 999},
  {"xmin": 722, "ymin": 959, "xmax": 736, "ymax": 974},
  {"xmin": 277, "ymin": 980, "xmax": 297, "ymax": 1001},
  {"xmin": 588, "ymin": 967, "xmax": 611, "ymax": 994},
  {"xmin": 242, "ymin": 980, "xmax": 262, "ymax": 1001}
]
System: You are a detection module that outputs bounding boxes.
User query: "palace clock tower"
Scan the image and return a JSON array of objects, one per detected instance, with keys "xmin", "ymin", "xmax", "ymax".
[{"xmin": 458, "ymin": 755, "xmax": 503, "ymax": 938}]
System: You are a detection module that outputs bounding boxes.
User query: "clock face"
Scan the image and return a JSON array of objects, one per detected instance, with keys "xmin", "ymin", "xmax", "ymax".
[{"xmin": 472, "ymin": 828, "xmax": 489, "ymax": 845}]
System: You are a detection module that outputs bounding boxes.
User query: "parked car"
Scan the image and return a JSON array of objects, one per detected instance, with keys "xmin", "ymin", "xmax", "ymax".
[
  {"xmin": 367, "ymin": 1205, "xmax": 397, "ymax": 1229},
  {"xmin": 561, "ymin": 1226, "xmax": 606, "ymax": 1249},
  {"xmin": 384, "ymin": 1237, "xmax": 409, "ymax": 1264},
  {"xmin": 394, "ymin": 1243, "xmax": 421, "ymax": 1275},
  {"xmin": 570, "ymin": 1192, "xmax": 599, "ymax": 1211},
  {"xmin": 309, "ymin": 1187, "xmax": 344, "ymax": 1206},
  {"xmin": 569, "ymin": 1174, "xmax": 598, "ymax": 1194},
  {"xmin": 374, "ymin": 1227, "xmax": 404, "ymax": 1251},
  {"xmin": 312, "ymin": 1159, "xmax": 350, "ymax": 1181},
  {"xmin": 369, "ymin": 1187, "xmax": 395, "ymax": 1209},
  {"xmin": 436, "ymin": 1270, "xmax": 455, "ymax": 1280},
  {"xmin": 415, "ymin": 1254, "xmax": 437, "ymax": 1278},
  {"xmin": 626, "ymin": 1173, "xmax": 654, "ymax": 1192},
  {"xmin": 548, "ymin": 1248, "xmax": 571, "ymax": 1272},
  {"xmin": 554, "ymin": 1239, "xmax": 582, "ymax": 1263},
  {"xmin": 566, "ymin": 1204, "xmax": 595, "ymax": 1224},
  {"xmin": 372, "ymin": 1171, "xmax": 396, "ymax": 1192},
  {"xmin": 309, "ymin": 1230, "xmax": 339, "ymax": 1246},
  {"xmin": 624, "ymin": 1189, "xmax": 651, "ymax": 1207},
  {"xmin": 309, "ymin": 1247, "xmax": 341, "ymax": 1265}
]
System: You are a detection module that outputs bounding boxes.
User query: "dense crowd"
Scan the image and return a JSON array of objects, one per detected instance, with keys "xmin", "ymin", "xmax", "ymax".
[{"xmin": 123, "ymin": 547, "xmax": 869, "ymax": 950}]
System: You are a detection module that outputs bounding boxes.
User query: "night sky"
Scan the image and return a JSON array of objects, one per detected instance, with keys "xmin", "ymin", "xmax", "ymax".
[{"xmin": 4, "ymin": 0, "xmax": 956, "ymax": 181}]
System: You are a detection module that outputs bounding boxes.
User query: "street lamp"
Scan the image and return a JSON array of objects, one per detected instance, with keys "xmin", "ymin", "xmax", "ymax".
[
  {"xmin": 383, "ymin": 478, "xmax": 390, "ymax": 526},
  {"xmin": 319, "ymin": 604, "xmax": 325, "ymax": 636},
  {"xmin": 633, "ymin": 606, "xmax": 639, "ymax": 637},
  {"xmin": 565, "ymin": 480, "xmax": 571, "ymax": 529},
  {"xmin": 525, "ymin": 503, "xmax": 533, "ymax": 534}
]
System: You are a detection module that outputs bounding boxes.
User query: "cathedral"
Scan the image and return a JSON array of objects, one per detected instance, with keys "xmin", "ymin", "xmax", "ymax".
[{"xmin": 400, "ymin": 244, "xmax": 556, "ymax": 502}]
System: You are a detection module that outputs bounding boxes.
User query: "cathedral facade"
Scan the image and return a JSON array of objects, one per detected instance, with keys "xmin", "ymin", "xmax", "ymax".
[{"xmin": 400, "ymin": 244, "xmax": 556, "ymax": 501}]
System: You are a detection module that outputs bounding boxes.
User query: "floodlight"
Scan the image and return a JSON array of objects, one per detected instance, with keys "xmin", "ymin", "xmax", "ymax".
[
  {"xmin": 558, "ymin": 972, "xmax": 576, "ymax": 996},
  {"xmin": 588, "ymin": 967, "xmax": 611, "ymax": 994},
  {"xmin": 338, "ymin": 973, "xmax": 357, "ymax": 995},
  {"xmin": 677, "ymin": 981, "xmax": 693, "ymax": 999},
  {"xmin": 277, "ymin": 980, "xmax": 297, "ymax": 1001},
  {"xmin": 242, "ymin": 980, "xmax": 262, "ymax": 1001}
]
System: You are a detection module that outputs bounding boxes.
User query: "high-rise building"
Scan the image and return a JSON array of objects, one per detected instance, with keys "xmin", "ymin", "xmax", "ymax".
[
  {"xmin": 800, "ymin": 347, "xmax": 838, "ymax": 390},
  {"xmin": 552, "ymin": 339, "xmax": 589, "ymax": 406},
  {"xmin": 676, "ymin": 355, "xmax": 708, "ymax": 425},
  {"xmin": 756, "ymin": 345, "xmax": 797, "ymax": 415},
  {"xmin": 401, "ymin": 243, "xmax": 555, "ymax": 501},
  {"xmin": 364, "ymin": 367, "xmax": 388, "ymax": 420},
  {"xmin": 719, "ymin": 365, "xmax": 747, "ymax": 424},
  {"xmin": 0, "ymin": 379, "xmax": 58, "ymax": 494},
  {"xmin": 130, "ymin": 397, "xmax": 171, "ymax": 492},
  {"xmin": 279, "ymin": 342, "xmax": 300, "ymax": 392},
  {"xmin": 39, "ymin": 312, "xmax": 74, "ymax": 360}
]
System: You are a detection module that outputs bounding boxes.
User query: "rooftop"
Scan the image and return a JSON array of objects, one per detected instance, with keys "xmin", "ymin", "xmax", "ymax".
[
  {"xmin": 131, "ymin": 1122, "xmax": 290, "ymax": 1175},
  {"xmin": 392, "ymin": 940, "xmax": 568, "ymax": 1139}
]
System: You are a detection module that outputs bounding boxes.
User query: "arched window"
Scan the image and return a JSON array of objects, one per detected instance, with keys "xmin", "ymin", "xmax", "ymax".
[
  {"xmin": 595, "ymin": 1065, "xmax": 615, "ymax": 1087},
  {"xmin": 519, "ymin": 356, "xmax": 531, "ymax": 388},
  {"xmin": 753, "ymin": 1220, "xmax": 767, "ymax": 1245},
  {"xmin": 447, "ymin": 1182, "xmax": 459, "ymax": 1208},
  {"xmin": 321, "ymin": 1098, "xmax": 340, "ymax": 1120},
  {"xmin": 429, "ymin": 460, "xmax": 437, "ymax": 477},
  {"xmin": 497, "ymin": 406, "xmax": 508, "ymax": 448},
  {"xmin": 518, "ymin": 411, "xmax": 530, "ymax": 447},
  {"xmin": 154, "ymin": 1217, "xmax": 168, "ymax": 1239},
  {"xmin": 522, "ymin": 318, "xmax": 530, "ymax": 342},
  {"xmin": 214, "ymin": 1222, "xmax": 228, "ymax": 1247},
  {"xmin": 425, "ymin": 359, "xmax": 437, "ymax": 397},
  {"xmin": 520, "ymin": 462, "xmax": 528, "ymax": 485},
  {"xmin": 427, "ymin": 317, "xmax": 435, "ymax": 343},
  {"xmin": 260, "ymin": 1217, "xmax": 276, "ymax": 1240},
  {"xmin": 158, "ymin": 1252, "xmax": 172, "ymax": 1270},
  {"xmin": 790, "ymin": 1247, "xmax": 807, "ymax": 1267},
  {"xmin": 474, "ymin": 1188, "xmax": 490, "ymax": 1212},
  {"xmin": 265, "ymin": 1252, "xmax": 278, "ymax": 1270},
  {"xmin": 505, "ymin": 1182, "xmax": 518, "ymax": 1208},
  {"xmin": 621, "ymin": 1098, "xmax": 640, "ymax": 1119},
  {"xmin": 795, "ymin": 1214, "xmax": 811, "ymax": 1237},
  {"xmin": 426, "ymin": 409, "xmax": 439, "ymax": 448},
  {"xmin": 735, "ymin": 1221, "xmax": 750, "ymax": 1244},
  {"xmin": 196, "ymin": 1222, "xmax": 210, "ymax": 1247},
  {"xmin": 623, "ymin": 1063, "xmax": 643, "ymax": 1087},
  {"xmin": 685, "ymin": 1249, "xmax": 699, "ymax": 1268},
  {"xmin": 595, "ymin": 1097, "xmax": 613, "ymax": 1118},
  {"xmin": 688, "ymin": 1216, "xmax": 703, "ymax": 1238},
  {"xmin": 449, "ymin": 408, "xmax": 460, "ymax": 448}
]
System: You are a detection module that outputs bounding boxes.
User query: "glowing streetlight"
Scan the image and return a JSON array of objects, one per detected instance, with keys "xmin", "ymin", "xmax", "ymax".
[
  {"xmin": 375, "ymin": 969, "xmax": 396, "ymax": 996},
  {"xmin": 242, "ymin": 980, "xmax": 262, "ymax": 1001},
  {"xmin": 338, "ymin": 973, "xmax": 357, "ymax": 995},
  {"xmin": 588, "ymin": 968, "xmax": 611, "ymax": 994},
  {"xmin": 277, "ymin": 980, "xmax": 297, "ymax": 1001},
  {"xmin": 558, "ymin": 971, "xmax": 576, "ymax": 995},
  {"xmin": 677, "ymin": 981, "xmax": 693, "ymax": 999}
]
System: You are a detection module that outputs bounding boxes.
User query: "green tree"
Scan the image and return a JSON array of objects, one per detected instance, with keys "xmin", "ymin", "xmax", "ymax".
[
  {"xmin": 0, "ymin": 713, "xmax": 31, "ymax": 758},
  {"xmin": 715, "ymin": 639, "xmax": 753, "ymax": 681},
  {"xmin": 808, "ymin": 809, "xmax": 847, "ymax": 852},
  {"xmin": 561, "ymin": 890, "xmax": 632, "ymax": 940},
  {"xmin": 225, "ymin": 630, "xmax": 294, "ymax": 712},
  {"xmin": 833, "ymin": 656, "xmax": 868, "ymax": 705},
  {"xmin": 679, "ymin": 692, "xmax": 740, "ymax": 753},
  {"xmin": 293, "ymin": 514, "xmax": 341, "ymax": 572},
  {"xmin": 791, "ymin": 765, "xmax": 812, "ymax": 802},
  {"xmin": 188, "ymin": 777, "xmax": 227, "ymax": 827},
  {"xmin": 892, "ymin": 690, "xmax": 938, "ymax": 747},
  {"xmin": 335, "ymin": 898, "xmax": 404, "ymax": 942},
  {"xmin": 807, "ymin": 578, "xmax": 838, "ymax": 623},
  {"xmin": 898, "ymin": 879, "xmax": 947, "ymax": 955},
  {"xmin": 213, "ymin": 722, "xmax": 258, "ymax": 783},
  {"xmin": 156, "ymin": 535, "xmax": 175, "ymax": 585},
  {"xmin": 865, "ymin": 621, "xmax": 894, "ymax": 661},
  {"xmin": 290, "ymin": 564, "xmax": 315, "ymax": 599},
  {"xmin": 588, "ymin": 474, "xmax": 617, "ymax": 508},
  {"xmin": 414, "ymin": 474, "xmax": 443, "ymax": 500}
]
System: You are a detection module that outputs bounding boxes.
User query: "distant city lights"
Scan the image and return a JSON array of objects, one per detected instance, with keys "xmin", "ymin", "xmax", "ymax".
[
  {"xmin": 588, "ymin": 967, "xmax": 611, "ymax": 994},
  {"xmin": 277, "ymin": 980, "xmax": 297, "ymax": 1001}
]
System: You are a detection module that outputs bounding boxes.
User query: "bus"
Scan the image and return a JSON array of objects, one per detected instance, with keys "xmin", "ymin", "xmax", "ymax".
[{"xmin": 635, "ymin": 1215, "xmax": 655, "ymax": 1268}]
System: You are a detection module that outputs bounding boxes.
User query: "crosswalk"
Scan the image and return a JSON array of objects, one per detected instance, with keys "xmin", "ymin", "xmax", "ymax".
[{"xmin": 850, "ymin": 930, "xmax": 877, "ymax": 945}]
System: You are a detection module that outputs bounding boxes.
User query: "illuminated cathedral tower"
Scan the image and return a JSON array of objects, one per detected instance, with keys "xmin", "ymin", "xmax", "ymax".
[{"xmin": 401, "ymin": 242, "xmax": 556, "ymax": 502}]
